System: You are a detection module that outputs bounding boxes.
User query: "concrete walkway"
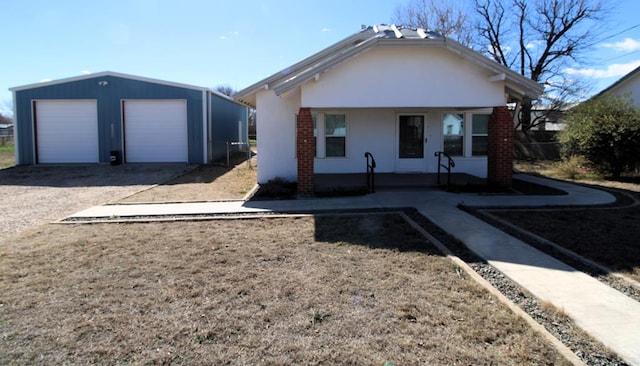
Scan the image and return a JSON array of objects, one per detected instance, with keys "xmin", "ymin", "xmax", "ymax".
[{"xmin": 68, "ymin": 174, "xmax": 640, "ymax": 365}]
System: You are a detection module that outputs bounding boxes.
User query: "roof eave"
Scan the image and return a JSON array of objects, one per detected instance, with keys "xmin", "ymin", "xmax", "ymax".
[
  {"xmin": 594, "ymin": 64, "xmax": 640, "ymax": 98},
  {"xmin": 9, "ymin": 71, "xmax": 210, "ymax": 93},
  {"xmin": 234, "ymin": 30, "xmax": 375, "ymax": 101}
]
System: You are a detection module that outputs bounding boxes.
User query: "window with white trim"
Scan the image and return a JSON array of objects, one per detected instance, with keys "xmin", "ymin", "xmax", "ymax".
[
  {"xmin": 443, "ymin": 113, "xmax": 464, "ymax": 156},
  {"xmin": 472, "ymin": 114, "xmax": 490, "ymax": 156},
  {"xmin": 312, "ymin": 112, "xmax": 347, "ymax": 158}
]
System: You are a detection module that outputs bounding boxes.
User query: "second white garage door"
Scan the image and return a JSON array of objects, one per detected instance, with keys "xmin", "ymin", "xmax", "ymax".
[{"xmin": 124, "ymin": 100, "xmax": 188, "ymax": 163}]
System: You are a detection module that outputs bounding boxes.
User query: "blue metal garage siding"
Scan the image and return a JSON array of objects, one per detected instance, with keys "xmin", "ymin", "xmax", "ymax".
[
  {"xmin": 12, "ymin": 73, "xmax": 207, "ymax": 165},
  {"xmin": 209, "ymin": 91, "xmax": 248, "ymax": 162}
]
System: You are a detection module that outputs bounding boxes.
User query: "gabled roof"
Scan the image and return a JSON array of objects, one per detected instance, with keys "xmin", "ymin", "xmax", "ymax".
[
  {"xmin": 234, "ymin": 24, "xmax": 544, "ymax": 107},
  {"xmin": 595, "ymin": 64, "xmax": 640, "ymax": 97},
  {"xmin": 10, "ymin": 71, "xmax": 234, "ymax": 101}
]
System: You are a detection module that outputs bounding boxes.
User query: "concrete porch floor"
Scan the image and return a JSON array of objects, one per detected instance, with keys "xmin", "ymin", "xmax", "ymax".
[{"xmin": 314, "ymin": 173, "xmax": 486, "ymax": 192}]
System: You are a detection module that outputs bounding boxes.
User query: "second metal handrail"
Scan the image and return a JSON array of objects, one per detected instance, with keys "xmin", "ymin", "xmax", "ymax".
[
  {"xmin": 364, "ymin": 152, "xmax": 376, "ymax": 193},
  {"xmin": 434, "ymin": 151, "xmax": 455, "ymax": 190}
]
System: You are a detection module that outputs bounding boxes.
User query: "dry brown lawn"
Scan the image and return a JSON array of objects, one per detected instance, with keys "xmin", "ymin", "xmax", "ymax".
[
  {"xmin": 119, "ymin": 153, "xmax": 257, "ymax": 203},
  {"xmin": 0, "ymin": 214, "xmax": 569, "ymax": 365}
]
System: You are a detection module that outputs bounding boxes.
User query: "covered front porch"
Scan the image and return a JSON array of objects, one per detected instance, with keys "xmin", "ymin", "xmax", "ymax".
[{"xmin": 314, "ymin": 172, "xmax": 485, "ymax": 194}]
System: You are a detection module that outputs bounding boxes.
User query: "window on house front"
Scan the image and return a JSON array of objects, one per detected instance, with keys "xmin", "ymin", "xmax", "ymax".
[
  {"xmin": 472, "ymin": 114, "xmax": 490, "ymax": 156},
  {"xmin": 312, "ymin": 112, "xmax": 347, "ymax": 158},
  {"xmin": 312, "ymin": 114, "xmax": 317, "ymax": 157},
  {"xmin": 325, "ymin": 114, "xmax": 346, "ymax": 157},
  {"xmin": 443, "ymin": 113, "xmax": 464, "ymax": 156}
]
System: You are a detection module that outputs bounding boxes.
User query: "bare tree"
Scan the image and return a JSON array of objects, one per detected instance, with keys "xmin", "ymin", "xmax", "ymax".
[
  {"xmin": 214, "ymin": 84, "xmax": 236, "ymax": 97},
  {"xmin": 392, "ymin": 0, "xmax": 474, "ymax": 46},
  {"xmin": 474, "ymin": 0, "xmax": 606, "ymax": 131},
  {"xmin": 0, "ymin": 112, "xmax": 12, "ymax": 125}
]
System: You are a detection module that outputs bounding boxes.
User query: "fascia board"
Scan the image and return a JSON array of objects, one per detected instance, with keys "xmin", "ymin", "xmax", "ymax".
[
  {"xmin": 272, "ymin": 36, "xmax": 382, "ymax": 96},
  {"xmin": 10, "ymin": 71, "xmax": 210, "ymax": 93},
  {"xmin": 595, "ymin": 65, "xmax": 640, "ymax": 97},
  {"xmin": 234, "ymin": 32, "xmax": 373, "ymax": 100}
]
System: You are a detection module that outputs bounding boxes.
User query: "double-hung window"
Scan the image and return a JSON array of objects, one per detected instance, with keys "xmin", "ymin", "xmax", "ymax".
[
  {"xmin": 443, "ymin": 113, "xmax": 464, "ymax": 156},
  {"xmin": 312, "ymin": 112, "xmax": 347, "ymax": 158},
  {"xmin": 443, "ymin": 112, "xmax": 491, "ymax": 157},
  {"xmin": 472, "ymin": 114, "xmax": 490, "ymax": 156}
]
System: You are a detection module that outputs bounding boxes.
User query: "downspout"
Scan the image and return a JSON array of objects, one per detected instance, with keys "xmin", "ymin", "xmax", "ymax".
[
  {"xmin": 12, "ymin": 91, "xmax": 19, "ymax": 165},
  {"xmin": 245, "ymin": 106, "xmax": 249, "ymax": 149},
  {"xmin": 203, "ymin": 90, "xmax": 209, "ymax": 164}
]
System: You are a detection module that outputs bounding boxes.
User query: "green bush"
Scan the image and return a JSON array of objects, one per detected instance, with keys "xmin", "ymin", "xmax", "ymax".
[{"xmin": 558, "ymin": 94, "xmax": 640, "ymax": 178}]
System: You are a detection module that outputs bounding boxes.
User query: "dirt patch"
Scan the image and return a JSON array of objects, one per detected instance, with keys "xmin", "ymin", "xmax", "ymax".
[
  {"xmin": 506, "ymin": 161, "xmax": 640, "ymax": 283},
  {"xmin": 0, "ymin": 215, "xmax": 569, "ymax": 365},
  {"xmin": 0, "ymin": 164, "xmax": 189, "ymax": 238},
  {"xmin": 119, "ymin": 152, "xmax": 257, "ymax": 203},
  {"xmin": 485, "ymin": 196, "xmax": 640, "ymax": 284}
]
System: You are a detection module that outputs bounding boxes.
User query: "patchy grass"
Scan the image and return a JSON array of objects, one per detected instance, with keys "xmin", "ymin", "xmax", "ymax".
[
  {"xmin": 119, "ymin": 152, "xmax": 257, "ymax": 203},
  {"xmin": 0, "ymin": 215, "xmax": 569, "ymax": 365},
  {"xmin": 0, "ymin": 140, "xmax": 14, "ymax": 168},
  {"xmin": 515, "ymin": 159, "xmax": 640, "ymax": 192}
]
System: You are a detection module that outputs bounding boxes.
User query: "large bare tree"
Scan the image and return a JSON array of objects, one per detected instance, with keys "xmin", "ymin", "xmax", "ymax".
[
  {"xmin": 392, "ymin": 0, "xmax": 474, "ymax": 46},
  {"xmin": 214, "ymin": 84, "xmax": 236, "ymax": 97},
  {"xmin": 475, "ymin": 0, "xmax": 605, "ymax": 130}
]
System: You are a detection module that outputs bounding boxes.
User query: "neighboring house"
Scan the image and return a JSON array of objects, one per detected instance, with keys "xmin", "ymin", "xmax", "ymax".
[
  {"xmin": 0, "ymin": 124, "xmax": 13, "ymax": 136},
  {"xmin": 234, "ymin": 24, "xmax": 543, "ymax": 194},
  {"xmin": 596, "ymin": 65, "xmax": 640, "ymax": 105},
  {"xmin": 512, "ymin": 104, "xmax": 568, "ymax": 131},
  {"xmin": 10, "ymin": 71, "xmax": 248, "ymax": 165}
]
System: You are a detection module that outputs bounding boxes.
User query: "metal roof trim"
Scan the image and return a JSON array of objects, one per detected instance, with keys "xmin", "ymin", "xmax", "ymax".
[
  {"xmin": 9, "ymin": 71, "xmax": 210, "ymax": 93},
  {"xmin": 234, "ymin": 30, "xmax": 374, "ymax": 103},
  {"xmin": 234, "ymin": 24, "xmax": 544, "ymax": 105}
]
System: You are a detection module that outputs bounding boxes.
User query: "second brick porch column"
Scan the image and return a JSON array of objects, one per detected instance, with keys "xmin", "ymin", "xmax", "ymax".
[
  {"xmin": 296, "ymin": 107, "xmax": 314, "ymax": 196},
  {"xmin": 488, "ymin": 106, "xmax": 514, "ymax": 187}
]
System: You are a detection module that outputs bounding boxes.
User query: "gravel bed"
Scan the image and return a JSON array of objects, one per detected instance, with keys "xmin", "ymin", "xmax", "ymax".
[
  {"xmin": 0, "ymin": 164, "xmax": 191, "ymax": 238},
  {"xmin": 405, "ymin": 208, "xmax": 629, "ymax": 366}
]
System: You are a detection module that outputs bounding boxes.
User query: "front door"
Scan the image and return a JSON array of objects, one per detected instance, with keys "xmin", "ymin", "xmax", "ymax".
[{"xmin": 395, "ymin": 115, "xmax": 426, "ymax": 172}]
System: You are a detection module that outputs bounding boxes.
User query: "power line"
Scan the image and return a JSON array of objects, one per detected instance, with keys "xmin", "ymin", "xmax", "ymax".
[
  {"xmin": 585, "ymin": 23, "xmax": 640, "ymax": 48},
  {"xmin": 604, "ymin": 49, "xmax": 640, "ymax": 62}
]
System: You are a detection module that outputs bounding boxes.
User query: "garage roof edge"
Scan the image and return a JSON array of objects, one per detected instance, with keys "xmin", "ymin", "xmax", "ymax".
[{"xmin": 9, "ymin": 71, "xmax": 237, "ymax": 102}]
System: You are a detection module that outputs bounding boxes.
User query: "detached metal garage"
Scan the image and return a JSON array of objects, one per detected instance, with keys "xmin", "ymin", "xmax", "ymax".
[{"xmin": 10, "ymin": 72, "xmax": 247, "ymax": 165}]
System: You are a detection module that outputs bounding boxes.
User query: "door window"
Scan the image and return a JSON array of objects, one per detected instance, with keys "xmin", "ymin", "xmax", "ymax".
[{"xmin": 399, "ymin": 115, "xmax": 424, "ymax": 158}]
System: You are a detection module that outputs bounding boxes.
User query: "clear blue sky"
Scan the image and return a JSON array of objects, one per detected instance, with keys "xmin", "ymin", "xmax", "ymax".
[{"xmin": 3, "ymin": 0, "xmax": 640, "ymax": 116}]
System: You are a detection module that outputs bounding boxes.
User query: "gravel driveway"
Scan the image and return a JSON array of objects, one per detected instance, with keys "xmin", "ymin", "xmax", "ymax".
[{"xmin": 0, "ymin": 164, "xmax": 191, "ymax": 238}]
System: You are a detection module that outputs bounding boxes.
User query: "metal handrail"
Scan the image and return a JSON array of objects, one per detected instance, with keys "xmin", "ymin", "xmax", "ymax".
[
  {"xmin": 364, "ymin": 152, "xmax": 376, "ymax": 193},
  {"xmin": 434, "ymin": 151, "xmax": 455, "ymax": 190}
]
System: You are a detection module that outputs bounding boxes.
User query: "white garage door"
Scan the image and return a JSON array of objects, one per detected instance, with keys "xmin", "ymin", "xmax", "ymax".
[
  {"xmin": 35, "ymin": 100, "xmax": 99, "ymax": 163},
  {"xmin": 124, "ymin": 100, "xmax": 188, "ymax": 163}
]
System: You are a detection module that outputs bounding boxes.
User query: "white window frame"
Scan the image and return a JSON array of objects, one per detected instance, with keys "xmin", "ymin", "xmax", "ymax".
[
  {"xmin": 442, "ymin": 109, "xmax": 493, "ymax": 158},
  {"xmin": 442, "ymin": 112, "xmax": 465, "ymax": 157},
  {"xmin": 470, "ymin": 113, "xmax": 490, "ymax": 157},
  {"xmin": 312, "ymin": 111, "xmax": 348, "ymax": 159}
]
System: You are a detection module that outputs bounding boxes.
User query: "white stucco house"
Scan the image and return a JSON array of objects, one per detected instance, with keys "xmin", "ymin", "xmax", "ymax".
[
  {"xmin": 596, "ymin": 65, "xmax": 640, "ymax": 105},
  {"xmin": 235, "ymin": 25, "xmax": 543, "ymax": 195}
]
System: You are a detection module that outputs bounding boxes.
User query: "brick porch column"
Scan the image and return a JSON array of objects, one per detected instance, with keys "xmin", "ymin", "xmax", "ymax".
[
  {"xmin": 488, "ymin": 106, "xmax": 513, "ymax": 187},
  {"xmin": 297, "ymin": 107, "xmax": 314, "ymax": 196}
]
